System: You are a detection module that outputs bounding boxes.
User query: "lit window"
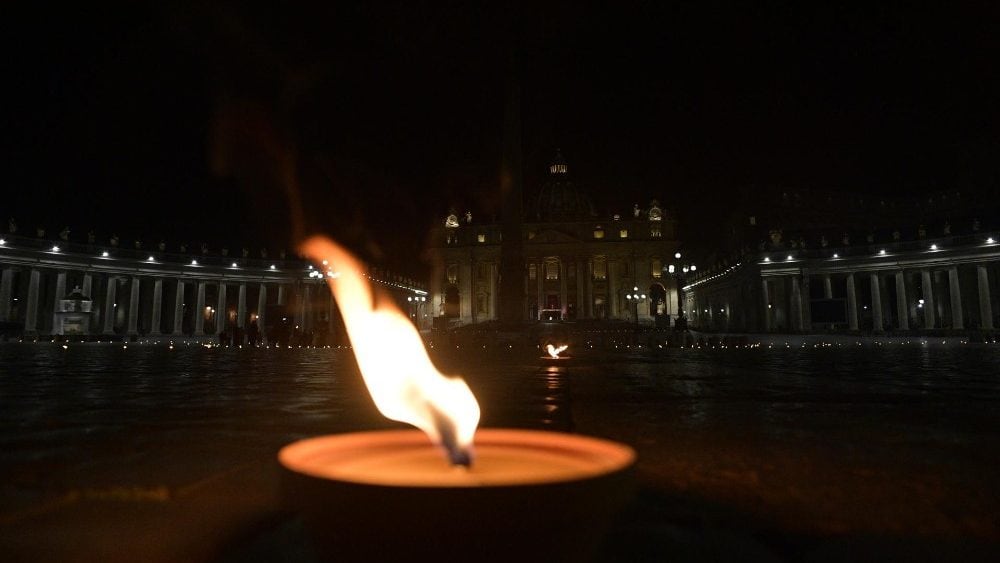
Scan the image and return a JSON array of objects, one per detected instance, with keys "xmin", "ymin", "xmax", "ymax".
[
  {"xmin": 593, "ymin": 256, "xmax": 607, "ymax": 280},
  {"xmin": 545, "ymin": 258, "xmax": 559, "ymax": 280},
  {"xmin": 593, "ymin": 229, "xmax": 605, "ymax": 239},
  {"xmin": 651, "ymin": 258, "xmax": 662, "ymax": 278},
  {"xmin": 528, "ymin": 263, "xmax": 537, "ymax": 280},
  {"xmin": 446, "ymin": 264, "xmax": 458, "ymax": 284},
  {"xmin": 527, "ymin": 231, "xmax": 536, "ymax": 240},
  {"xmin": 650, "ymin": 225, "xmax": 662, "ymax": 238},
  {"xmin": 619, "ymin": 229, "xmax": 628, "ymax": 239},
  {"xmin": 477, "ymin": 233, "xmax": 486, "ymax": 243}
]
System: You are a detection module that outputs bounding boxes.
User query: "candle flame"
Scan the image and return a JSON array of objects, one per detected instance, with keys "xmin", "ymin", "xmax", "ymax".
[
  {"xmin": 300, "ymin": 236, "xmax": 480, "ymax": 465},
  {"xmin": 546, "ymin": 344, "xmax": 568, "ymax": 359}
]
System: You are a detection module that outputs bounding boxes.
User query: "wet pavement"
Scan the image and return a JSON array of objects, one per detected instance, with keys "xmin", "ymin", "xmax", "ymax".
[{"xmin": 0, "ymin": 341, "xmax": 998, "ymax": 561}]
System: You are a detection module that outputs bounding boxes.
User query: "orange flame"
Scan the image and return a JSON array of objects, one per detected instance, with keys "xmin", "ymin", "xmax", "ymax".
[
  {"xmin": 546, "ymin": 344, "xmax": 568, "ymax": 359},
  {"xmin": 300, "ymin": 236, "xmax": 480, "ymax": 465}
]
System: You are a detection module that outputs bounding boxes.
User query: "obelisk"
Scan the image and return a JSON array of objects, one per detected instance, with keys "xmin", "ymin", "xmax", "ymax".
[{"xmin": 497, "ymin": 57, "xmax": 526, "ymax": 323}]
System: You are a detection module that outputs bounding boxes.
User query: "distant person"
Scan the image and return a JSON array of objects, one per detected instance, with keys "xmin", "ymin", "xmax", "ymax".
[{"xmin": 248, "ymin": 321, "xmax": 260, "ymax": 347}]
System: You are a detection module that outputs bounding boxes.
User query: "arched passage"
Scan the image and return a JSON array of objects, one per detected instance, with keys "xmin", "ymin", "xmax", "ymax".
[
  {"xmin": 649, "ymin": 283, "xmax": 667, "ymax": 317},
  {"xmin": 444, "ymin": 285, "xmax": 460, "ymax": 318}
]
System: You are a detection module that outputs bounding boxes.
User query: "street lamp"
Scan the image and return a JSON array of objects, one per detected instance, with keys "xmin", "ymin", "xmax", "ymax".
[
  {"xmin": 624, "ymin": 286, "xmax": 646, "ymax": 326},
  {"xmin": 666, "ymin": 262, "xmax": 697, "ymax": 330}
]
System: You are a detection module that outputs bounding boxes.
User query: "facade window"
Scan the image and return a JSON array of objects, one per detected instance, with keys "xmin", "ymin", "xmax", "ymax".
[
  {"xmin": 528, "ymin": 263, "xmax": 537, "ymax": 280},
  {"xmin": 447, "ymin": 264, "xmax": 458, "ymax": 284},
  {"xmin": 527, "ymin": 231, "xmax": 536, "ymax": 240},
  {"xmin": 619, "ymin": 229, "xmax": 628, "ymax": 239},
  {"xmin": 593, "ymin": 256, "xmax": 607, "ymax": 280},
  {"xmin": 545, "ymin": 258, "xmax": 559, "ymax": 280},
  {"xmin": 568, "ymin": 263, "xmax": 576, "ymax": 278},
  {"xmin": 651, "ymin": 258, "xmax": 662, "ymax": 278},
  {"xmin": 650, "ymin": 225, "xmax": 662, "ymax": 238},
  {"xmin": 593, "ymin": 229, "xmax": 605, "ymax": 239},
  {"xmin": 477, "ymin": 233, "xmax": 486, "ymax": 243}
]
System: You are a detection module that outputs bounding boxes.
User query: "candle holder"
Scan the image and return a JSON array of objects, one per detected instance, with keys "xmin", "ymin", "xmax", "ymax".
[{"xmin": 279, "ymin": 428, "xmax": 635, "ymax": 562}]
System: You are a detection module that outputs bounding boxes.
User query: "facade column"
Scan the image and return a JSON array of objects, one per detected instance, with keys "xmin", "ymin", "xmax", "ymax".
[
  {"xmin": 150, "ymin": 279, "xmax": 163, "ymax": 335},
  {"xmin": 760, "ymin": 278, "xmax": 771, "ymax": 332},
  {"xmin": 277, "ymin": 284, "xmax": 287, "ymax": 306},
  {"xmin": 257, "ymin": 284, "xmax": 268, "ymax": 340},
  {"xmin": 172, "ymin": 281, "xmax": 185, "ymax": 335},
  {"xmin": 948, "ymin": 267, "xmax": 963, "ymax": 329},
  {"xmin": 194, "ymin": 281, "xmax": 206, "ymax": 336},
  {"xmin": 823, "ymin": 275, "xmax": 833, "ymax": 299},
  {"xmin": 575, "ymin": 261, "xmax": 585, "ymax": 320},
  {"xmin": 51, "ymin": 271, "xmax": 67, "ymax": 335},
  {"xmin": 24, "ymin": 269, "xmax": 41, "ymax": 336},
  {"xmin": 894, "ymin": 272, "xmax": 909, "ymax": 330},
  {"xmin": 870, "ymin": 273, "xmax": 884, "ymax": 332},
  {"xmin": 0, "ymin": 268, "xmax": 13, "ymax": 322},
  {"xmin": 846, "ymin": 273, "xmax": 859, "ymax": 330},
  {"xmin": 489, "ymin": 263, "xmax": 498, "ymax": 320},
  {"xmin": 585, "ymin": 260, "xmax": 594, "ymax": 318},
  {"xmin": 978, "ymin": 265, "xmax": 994, "ymax": 330},
  {"xmin": 82, "ymin": 274, "xmax": 92, "ymax": 298},
  {"xmin": 559, "ymin": 260, "xmax": 568, "ymax": 319},
  {"xmin": 535, "ymin": 260, "xmax": 544, "ymax": 319},
  {"xmin": 126, "ymin": 277, "xmax": 140, "ymax": 336},
  {"xmin": 216, "ymin": 282, "xmax": 228, "ymax": 335},
  {"xmin": 608, "ymin": 260, "xmax": 619, "ymax": 320},
  {"xmin": 103, "ymin": 276, "xmax": 117, "ymax": 335},
  {"xmin": 921, "ymin": 270, "xmax": 936, "ymax": 329},
  {"xmin": 237, "ymin": 283, "xmax": 247, "ymax": 330}
]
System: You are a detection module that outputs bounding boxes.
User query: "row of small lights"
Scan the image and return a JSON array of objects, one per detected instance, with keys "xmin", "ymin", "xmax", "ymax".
[
  {"xmin": 762, "ymin": 237, "xmax": 998, "ymax": 264},
  {"xmin": 304, "ymin": 259, "xmax": 428, "ymax": 296},
  {"xmin": 683, "ymin": 262, "xmax": 743, "ymax": 291}
]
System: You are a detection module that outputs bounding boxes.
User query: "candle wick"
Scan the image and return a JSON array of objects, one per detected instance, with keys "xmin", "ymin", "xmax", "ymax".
[{"xmin": 430, "ymin": 406, "xmax": 473, "ymax": 467}]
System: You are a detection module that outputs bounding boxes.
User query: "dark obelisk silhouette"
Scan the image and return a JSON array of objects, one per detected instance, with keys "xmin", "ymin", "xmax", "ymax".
[{"xmin": 497, "ymin": 61, "xmax": 526, "ymax": 323}]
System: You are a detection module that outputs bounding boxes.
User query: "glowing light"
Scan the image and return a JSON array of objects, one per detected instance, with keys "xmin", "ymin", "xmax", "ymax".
[
  {"xmin": 231, "ymin": 262, "xmax": 238, "ymax": 267},
  {"xmin": 786, "ymin": 255, "xmax": 793, "ymax": 261},
  {"xmin": 101, "ymin": 251, "xmax": 109, "ymax": 257},
  {"xmin": 879, "ymin": 249, "xmax": 886, "ymax": 256},
  {"xmin": 0, "ymin": 238, "xmax": 5, "ymax": 245},
  {"xmin": 300, "ymin": 236, "xmax": 480, "ymax": 465},
  {"xmin": 988, "ymin": 238, "xmax": 996, "ymax": 244},
  {"xmin": 930, "ymin": 244, "xmax": 938, "ymax": 250},
  {"xmin": 51, "ymin": 245, "xmax": 60, "ymax": 252},
  {"xmin": 674, "ymin": 252, "xmax": 682, "ymax": 259},
  {"xmin": 546, "ymin": 344, "xmax": 568, "ymax": 359},
  {"xmin": 832, "ymin": 253, "xmax": 839, "ymax": 258},
  {"xmin": 148, "ymin": 256, "xmax": 155, "ymax": 262},
  {"xmin": 270, "ymin": 265, "xmax": 276, "ymax": 270},
  {"xmin": 191, "ymin": 260, "xmax": 198, "ymax": 266}
]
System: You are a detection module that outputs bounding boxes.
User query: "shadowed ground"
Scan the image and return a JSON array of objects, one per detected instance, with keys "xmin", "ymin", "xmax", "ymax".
[{"xmin": 0, "ymin": 341, "xmax": 998, "ymax": 561}]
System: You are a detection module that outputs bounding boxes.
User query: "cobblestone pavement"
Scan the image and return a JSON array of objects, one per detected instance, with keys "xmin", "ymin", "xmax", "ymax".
[{"xmin": 1, "ymin": 342, "xmax": 998, "ymax": 562}]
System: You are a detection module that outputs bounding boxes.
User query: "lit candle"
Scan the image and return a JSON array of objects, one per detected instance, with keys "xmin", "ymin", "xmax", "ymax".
[{"xmin": 281, "ymin": 237, "xmax": 636, "ymax": 560}]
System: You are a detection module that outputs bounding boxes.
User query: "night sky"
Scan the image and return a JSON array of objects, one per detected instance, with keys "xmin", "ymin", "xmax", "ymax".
[{"xmin": 5, "ymin": 3, "xmax": 998, "ymax": 275}]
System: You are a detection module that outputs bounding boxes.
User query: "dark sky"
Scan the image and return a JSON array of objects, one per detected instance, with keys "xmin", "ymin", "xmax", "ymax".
[{"xmin": 5, "ymin": 3, "xmax": 998, "ymax": 275}]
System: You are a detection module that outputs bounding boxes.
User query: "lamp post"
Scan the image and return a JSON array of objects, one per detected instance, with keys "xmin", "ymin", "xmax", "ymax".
[
  {"xmin": 624, "ymin": 286, "xmax": 646, "ymax": 327},
  {"xmin": 665, "ymin": 260, "xmax": 696, "ymax": 329}
]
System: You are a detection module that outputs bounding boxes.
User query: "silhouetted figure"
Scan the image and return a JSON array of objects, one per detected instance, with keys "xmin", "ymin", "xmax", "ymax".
[{"xmin": 248, "ymin": 321, "xmax": 260, "ymax": 347}]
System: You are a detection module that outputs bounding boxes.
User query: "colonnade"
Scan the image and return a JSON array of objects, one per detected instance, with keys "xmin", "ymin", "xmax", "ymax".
[{"xmin": 686, "ymin": 237, "xmax": 999, "ymax": 333}]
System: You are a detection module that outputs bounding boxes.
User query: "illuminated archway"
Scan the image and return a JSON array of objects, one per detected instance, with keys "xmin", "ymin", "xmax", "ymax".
[{"xmin": 444, "ymin": 285, "xmax": 460, "ymax": 318}]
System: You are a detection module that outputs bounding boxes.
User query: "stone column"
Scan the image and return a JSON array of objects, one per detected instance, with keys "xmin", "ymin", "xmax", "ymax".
[
  {"xmin": 194, "ymin": 281, "xmax": 206, "ymax": 336},
  {"xmin": 172, "ymin": 281, "xmax": 185, "ymax": 335},
  {"xmin": 103, "ymin": 276, "xmax": 117, "ymax": 335},
  {"xmin": 948, "ymin": 267, "xmax": 963, "ymax": 330},
  {"xmin": 823, "ymin": 275, "xmax": 833, "ymax": 299},
  {"xmin": 51, "ymin": 271, "xmax": 67, "ymax": 335},
  {"xmin": 216, "ymin": 282, "xmax": 228, "ymax": 335},
  {"xmin": 488, "ymin": 263, "xmax": 498, "ymax": 320},
  {"xmin": 846, "ymin": 273, "xmax": 859, "ymax": 330},
  {"xmin": 0, "ymin": 268, "xmax": 13, "ymax": 322},
  {"xmin": 237, "ymin": 283, "xmax": 247, "ymax": 329},
  {"xmin": 82, "ymin": 274, "xmax": 92, "ymax": 298},
  {"xmin": 978, "ymin": 265, "xmax": 994, "ymax": 330},
  {"xmin": 894, "ymin": 272, "xmax": 909, "ymax": 330},
  {"xmin": 277, "ymin": 284, "xmax": 287, "ymax": 306},
  {"xmin": 559, "ymin": 260, "xmax": 568, "ymax": 319},
  {"xmin": 150, "ymin": 279, "xmax": 163, "ymax": 335},
  {"xmin": 257, "ymin": 284, "xmax": 268, "ymax": 340},
  {"xmin": 760, "ymin": 278, "xmax": 771, "ymax": 332},
  {"xmin": 870, "ymin": 273, "xmax": 883, "ymax": 332},
  {"xmin": 126, "ymin": 277, "xmax": 140, "ymax": 336},
  {"xmin": 585, "ymin": 260, "xmax": 594, "ymax": 318},
  {"xmin": 302, "ymin": 284, "xmax": 312, "ymax": 332},
  {"xmin": 24, "ymin": 269, "xmax": 41, "ymax": 336},
  {"xmin": 921, "ymin": 270, "xmax": 936, "ymax": 329},
  {"xmin": 575, "ymin": 262, "xmax": 584, "ymax": 320},
  {"xmin": 789, "ymin": 276, "xmax": 802, "ymax": 331}
]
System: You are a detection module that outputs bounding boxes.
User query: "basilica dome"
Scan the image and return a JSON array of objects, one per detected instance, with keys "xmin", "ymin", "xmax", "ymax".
[{"xmin": 532, "ymin": 149, "xmax": 596, "ymax": 221}]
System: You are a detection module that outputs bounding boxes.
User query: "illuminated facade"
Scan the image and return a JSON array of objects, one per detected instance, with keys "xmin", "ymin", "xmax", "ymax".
[{"xmin": 430, "ymin": 152, "xmax": 681, "ymax": 325}]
